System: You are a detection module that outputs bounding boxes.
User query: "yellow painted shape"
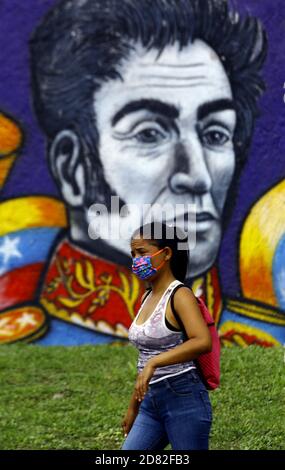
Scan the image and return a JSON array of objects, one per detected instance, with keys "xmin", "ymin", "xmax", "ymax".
[
  {"xmin": 0, "ymin": 196, "xmax": 68, "ymax": 236},
  {"xmin": 219, "ymin": 321, "xmax": 279, "ymax": 346},
  {"xmin": 240, "ymin": 180, "xmax": 285, "ymax": 306}
]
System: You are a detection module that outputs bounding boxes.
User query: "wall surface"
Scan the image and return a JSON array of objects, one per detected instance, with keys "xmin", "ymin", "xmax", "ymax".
[{"xmin": 0, "ymin": 0, "xmax": 284, "ymax": 346}]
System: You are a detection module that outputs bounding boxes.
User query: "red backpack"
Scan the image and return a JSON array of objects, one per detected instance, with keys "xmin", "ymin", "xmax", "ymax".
[{"xmin": 170, "ymin": 283, "xmax": 220, "ymax": 390}]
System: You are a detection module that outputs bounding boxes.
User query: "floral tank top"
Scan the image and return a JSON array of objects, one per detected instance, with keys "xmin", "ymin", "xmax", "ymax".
[{"xmin": 128, "ymin": 279, "xmax": 196, "ymax": 384}]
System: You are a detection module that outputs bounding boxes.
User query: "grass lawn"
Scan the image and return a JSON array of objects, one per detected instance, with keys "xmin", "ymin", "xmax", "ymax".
[{"xmin": 0, "ymin": 343, "xmax": 284, "ymax": 450}]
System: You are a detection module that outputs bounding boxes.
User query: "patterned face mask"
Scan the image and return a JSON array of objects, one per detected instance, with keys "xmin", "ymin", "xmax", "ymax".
[{"xmin": 131, "ymin": 248, "xmax": 166, "ymax": 280}]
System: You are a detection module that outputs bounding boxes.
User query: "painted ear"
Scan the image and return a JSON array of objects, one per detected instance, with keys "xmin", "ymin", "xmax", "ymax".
[{"xmin": 49, "ymin": 130, "xmax": 86, "ymax": 207}]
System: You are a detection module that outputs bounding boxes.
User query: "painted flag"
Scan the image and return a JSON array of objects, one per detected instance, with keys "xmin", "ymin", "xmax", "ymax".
[{"xmin": 0, "ymin": 196, "xmax": 67, "ymax": 343}]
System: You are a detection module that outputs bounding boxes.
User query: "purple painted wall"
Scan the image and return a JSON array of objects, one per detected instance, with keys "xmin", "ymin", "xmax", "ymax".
[{"xmin": 0, "ymin": 0, "xmax": 284, "ymax": 346}]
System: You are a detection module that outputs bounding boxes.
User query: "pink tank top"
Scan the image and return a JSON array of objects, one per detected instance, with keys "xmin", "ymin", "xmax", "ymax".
[{"xmin": 128, "ymin": 279, "xmax": 196, "ymax": 384}]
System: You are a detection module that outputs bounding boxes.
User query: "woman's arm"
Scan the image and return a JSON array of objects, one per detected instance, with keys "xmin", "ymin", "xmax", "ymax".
[
  {"xmin": 121, "ymin": 380, "xmax": 141, "ymax": 437},
  {"xmin": 127, "ymin": 383, "xmax": 141, "ymax": 412},
  {"xmin": 126, "ymin": 290, "xmax": 151, "ymax": 406},
  {"xmin": 135, "ymin": 287, "xmax": 212, "ymax": 401},
  {"xmin": 151, "ymin": 287, "xmax": 212, "ymax": 366}
]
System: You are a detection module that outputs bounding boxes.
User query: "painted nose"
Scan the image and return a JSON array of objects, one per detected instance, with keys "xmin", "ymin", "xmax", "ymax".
[{"xmin": 169, "ymin": 141, "xmax": 212, "ymax": 195}]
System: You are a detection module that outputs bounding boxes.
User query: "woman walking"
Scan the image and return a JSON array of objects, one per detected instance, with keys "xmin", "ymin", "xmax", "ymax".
[{"xmin": 121, "ymin": 221, "xmax": 212, "ymax": 450}]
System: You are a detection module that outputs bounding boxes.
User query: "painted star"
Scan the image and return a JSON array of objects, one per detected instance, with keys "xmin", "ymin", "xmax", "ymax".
[
  {"xmin": 0, "ymin": 235, "xmax": 22, "ymax": 265},
  {"xmin": 15, "ymin": 313, "xmax": 38, "ymax": 328}
]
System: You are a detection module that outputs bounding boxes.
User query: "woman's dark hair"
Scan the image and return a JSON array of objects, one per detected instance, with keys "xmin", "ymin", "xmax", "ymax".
[{"xmin": 131, "ymin": 221, "xmax": 189, "ymax": 283}]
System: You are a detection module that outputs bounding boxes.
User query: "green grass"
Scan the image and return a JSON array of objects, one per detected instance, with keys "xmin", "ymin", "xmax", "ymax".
[{"xmin": 0, "ymin": 343, "xmax": 284, "ymax": 450}]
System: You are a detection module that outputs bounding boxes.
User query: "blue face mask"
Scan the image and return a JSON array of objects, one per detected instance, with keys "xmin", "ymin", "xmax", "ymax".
[{"xmin": 131, "ymin": 248, "xmax": 166, "ymax": 280}]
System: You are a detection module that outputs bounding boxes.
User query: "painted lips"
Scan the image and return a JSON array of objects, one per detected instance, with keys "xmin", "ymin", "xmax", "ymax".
[{"xmin": 165, "ymin": 211, "xmax": 215, "ymax": 222}]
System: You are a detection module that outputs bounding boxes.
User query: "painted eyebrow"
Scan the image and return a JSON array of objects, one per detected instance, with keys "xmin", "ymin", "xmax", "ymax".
[
  {"xmin": 197, "ymin": 99, "xmax": 236, "ymax": 121},
  {"xmin": 141, "ymin": 62, "xmax": 205, "ymax": 68},
  {"xmin": 112, "ymin": 99, "xmax": 180, "ymax": 127}
]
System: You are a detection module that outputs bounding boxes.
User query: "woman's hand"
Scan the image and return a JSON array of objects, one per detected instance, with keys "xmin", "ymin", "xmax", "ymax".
[
  {"xmin": 135, "ymin": 360, "xmax": 156, "ymax": 402},
  {"xmin": 121, "ymin": 407, "xmax": 138, "ymax": 437}
]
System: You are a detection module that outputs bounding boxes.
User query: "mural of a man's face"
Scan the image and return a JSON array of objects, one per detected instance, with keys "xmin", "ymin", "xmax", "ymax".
[{"xmin": 92, "ymin": 39, "xmax": 236, "ymax": 278}]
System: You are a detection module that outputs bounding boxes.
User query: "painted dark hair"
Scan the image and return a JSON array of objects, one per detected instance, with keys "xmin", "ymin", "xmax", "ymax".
[
  {"xmin": 131, "ymin": 221, "xmax": 189, "ymax": 283},
  {"xmin": 30, "ymin": 0, "xmax": 268, "ymax": 216}
]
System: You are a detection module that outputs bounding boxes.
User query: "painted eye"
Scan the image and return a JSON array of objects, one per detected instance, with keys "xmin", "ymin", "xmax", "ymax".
[
  {"xmin": 135, "ymin": 127, "xmax": 167, "ymax": 144},
  {"xmin": 202, "ymin": 129, "xmax": 230, "ymax": 147}
]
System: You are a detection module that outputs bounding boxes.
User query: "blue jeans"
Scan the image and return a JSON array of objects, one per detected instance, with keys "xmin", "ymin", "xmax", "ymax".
[{"xmin": 121, "ymin": 368, "xmax": 212, "ymax": 450}]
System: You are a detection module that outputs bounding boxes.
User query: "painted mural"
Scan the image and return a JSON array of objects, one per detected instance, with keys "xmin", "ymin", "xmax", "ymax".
[{"xmin": 0, "ymin": 0, "xmax": 284, "ymax": 347}]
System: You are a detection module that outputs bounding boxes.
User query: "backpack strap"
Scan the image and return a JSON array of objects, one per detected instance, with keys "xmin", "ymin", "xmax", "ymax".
[
  {"xmin": 170, "ymin": 283, "xmax": 192, "ymax": 335},
  {"xmin": 141, "ymin": 288, "xmax": 152, "ymax": 306},
  {"xmin": 171, "ymin": 286, "xmax": 216, "ymax": 328}
]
